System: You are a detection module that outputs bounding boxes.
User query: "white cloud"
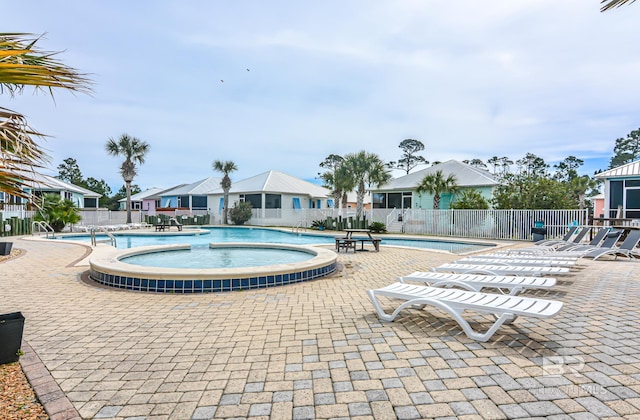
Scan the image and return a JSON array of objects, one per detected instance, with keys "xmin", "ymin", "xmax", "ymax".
[{"xmin": 7, "ymin": 0, "xmax": 640, "ymax": 190}]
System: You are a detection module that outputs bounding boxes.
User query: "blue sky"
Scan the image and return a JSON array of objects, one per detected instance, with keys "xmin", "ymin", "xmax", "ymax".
[{"xmin": 7, "ymin": 1, "xmax": 640, "ymax": 192}]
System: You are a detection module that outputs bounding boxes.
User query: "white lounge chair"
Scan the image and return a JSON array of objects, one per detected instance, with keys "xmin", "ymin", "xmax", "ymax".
[
  {"xmin": 399, "ymin": 271, "xmax": 556, "ymax": 295},
  {"xmin": 368, "ymin": 282, "xmax": 564, "ymax": 342},
  {"xmin": 454, "ymin": 257, "xmax": 576, "ymax": 267},
  {"xmin": 434, "ymin": 263, "xmax": 571, "ymax": 276}
]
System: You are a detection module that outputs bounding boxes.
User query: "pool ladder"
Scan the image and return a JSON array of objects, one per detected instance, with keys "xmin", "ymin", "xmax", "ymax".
[
  {"xmin": 90, "ymin": 227, "xmax": 117, "ymax": 247},
  {"xmin": 292, "ymin": 220, "xmax": 307, "ymax": 234},
  {"xmin": 31, "ymin": 221, "xmax": 56, "ymax": 238}
]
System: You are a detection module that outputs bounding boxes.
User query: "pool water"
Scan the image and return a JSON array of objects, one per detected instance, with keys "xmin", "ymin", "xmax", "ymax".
[
  {"xmin": 121, "ymin": 246, "xmax": 312, "ymax": 269},
  {"xmin": 67, "ymin": 226, "xmax": 493, "ymax": 253}
]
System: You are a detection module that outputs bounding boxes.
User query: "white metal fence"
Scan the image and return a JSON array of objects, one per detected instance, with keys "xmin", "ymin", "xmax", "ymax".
[{"xmin": 1, "ymin": 206, "xmax": 589, "ymax": 241}]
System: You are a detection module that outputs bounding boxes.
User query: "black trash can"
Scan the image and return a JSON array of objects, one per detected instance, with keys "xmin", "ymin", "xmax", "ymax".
[
  {"xmin": 531, "ymin": 226, "xmax": 547, "ymax": 242},
  {"xmin": 0, "ymin": 312, "xmax": 25, "ymax": 364},
  {"xmin": 0, "ymin": 242, "xmax": 13, "ymax": 256}
]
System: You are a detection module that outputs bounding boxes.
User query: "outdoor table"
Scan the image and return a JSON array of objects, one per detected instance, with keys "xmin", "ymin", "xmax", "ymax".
[{"xmin": 335, "ymin": 229, "xmax": 381, "ymax": 252}]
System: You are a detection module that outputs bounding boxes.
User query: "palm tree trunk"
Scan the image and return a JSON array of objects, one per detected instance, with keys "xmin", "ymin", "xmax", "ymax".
[
  {"xmin": 223, "ymin": 190, "xmax": 229, "ymax": 224},
  {"xmin": 125, "ymin": 181, "xmax": 132, "ymax": 224}
]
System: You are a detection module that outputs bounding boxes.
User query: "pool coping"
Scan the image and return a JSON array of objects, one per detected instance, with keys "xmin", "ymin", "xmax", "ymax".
[{"xmin": 87, "ymin": 242, "xmax": 339, "ymax": 293}]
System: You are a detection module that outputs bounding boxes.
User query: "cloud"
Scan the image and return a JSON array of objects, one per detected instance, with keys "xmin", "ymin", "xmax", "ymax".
[{"xmin": 7, "ymin": 0, "xmax": 640, "ymax": 191}]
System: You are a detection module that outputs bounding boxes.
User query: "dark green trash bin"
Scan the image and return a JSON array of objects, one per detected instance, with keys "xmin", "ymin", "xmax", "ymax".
[{"xmin": 0, "ymin": 312, "xmax": 25, "ymax": 364}]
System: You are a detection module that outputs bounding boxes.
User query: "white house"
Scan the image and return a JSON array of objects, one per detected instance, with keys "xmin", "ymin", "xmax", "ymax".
[
  {"xmin": 208, "ymin": 170, "xmax": 331, "ymax": 216},
  {"xmin": 0, "ymin": 172, "xmax": 101, "ymax": 209}
]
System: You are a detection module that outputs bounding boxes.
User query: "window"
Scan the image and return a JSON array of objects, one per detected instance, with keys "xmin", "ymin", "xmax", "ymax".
[
  {"xmin": 609, "ymin": 181, "xmax": 623, "ymax": 217},
  {"xmin": 388, "ymin": 193, "xmax": 402, "ymax": 209},
  {"xmin": 265, "ymin": 194, "xmax": 281, "ymax": 209},
  {"xmin": 293, "ymin": 197, "xmax": 301, "ymax": 209},
  {"xmin": 243, "ymin": 194, "xmax": 262, "ymax": 208},
  {"xmin": 373, "ymin": 193, "xmax": 386, "ymax": 209},
  {"xmin": 192, "ymin": 196, "xmax": 207, "ymax": 209}
]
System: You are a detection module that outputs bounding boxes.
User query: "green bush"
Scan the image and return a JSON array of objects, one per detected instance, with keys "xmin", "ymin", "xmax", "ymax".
[
  {"xmin": 311, "ymin": 219, "xmax": 327, "ymax": 230},
  {"xmin": 368, "ymin": 221, "xmax": 387, "ymax": 233},
  {"xmin": 34, "ymin": 193, "xmax": 81, "ymax": 232},
  {"xmin": 228, "ymin": 201, "xmax": 252, "ymax": 225},
  {"xmin": 450, "ymin": 189, "xmax": 490, "ymax": 210}
]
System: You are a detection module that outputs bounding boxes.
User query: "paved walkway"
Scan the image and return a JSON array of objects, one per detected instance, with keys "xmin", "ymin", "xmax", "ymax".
[{"xmin": 2, "ymin": 237, "xmax": 640, "ymax": 419}]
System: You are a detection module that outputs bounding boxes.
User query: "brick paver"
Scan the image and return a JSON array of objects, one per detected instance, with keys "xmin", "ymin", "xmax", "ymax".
[{"xmin": 2, "ymin": 235, "xmax": 640, "ymax": 419}]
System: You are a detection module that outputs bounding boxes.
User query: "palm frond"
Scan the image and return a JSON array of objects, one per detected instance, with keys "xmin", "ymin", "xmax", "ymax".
[
  {"xmin": 0, "ymin": 107, "xmax": 48, "ymax": 199},
  {"xmin": 0, "ymin": 33, "xmax": 92, "ymax": 96},
  {"xmin": 601, "ymin": 0, "xmax": 637, "ymax": 12}
]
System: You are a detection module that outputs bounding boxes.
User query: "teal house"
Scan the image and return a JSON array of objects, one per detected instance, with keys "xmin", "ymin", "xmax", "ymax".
[{"xmin": 371, "ymin": 160, "xmax": 500, "ymax": 210}]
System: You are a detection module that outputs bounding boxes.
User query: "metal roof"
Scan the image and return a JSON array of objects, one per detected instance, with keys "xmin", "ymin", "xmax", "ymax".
[
  {"xmin": 595, "ymin": 160, "xmax": 640, "ymax": 179},
  {"xmin": 118, "ymin": 187, "xmax": 165, "ymax": 203},
  {"xmin": 23, "ymin": 173, "xmax": 102, "ymax": 198},
  {"xmin": 375, "ymin": 159, "xmax": 501, "ymax": 191},
  {"xmin": 213, "ymin": 170, "xmax": 330, "ymax": 198},
  {"xmin": 159, "ymin": 176, "xmax": 223, "ymax": 196}
]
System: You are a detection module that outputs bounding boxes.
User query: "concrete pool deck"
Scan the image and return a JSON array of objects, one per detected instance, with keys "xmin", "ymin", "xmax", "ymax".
[{"xmin": 2, "ymin": 236, "xmax": 640, "ymax": 419}]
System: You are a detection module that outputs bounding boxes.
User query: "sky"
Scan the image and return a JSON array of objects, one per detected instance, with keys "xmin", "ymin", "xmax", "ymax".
[{"xmin": 7, "ymin": 1, "xmax": 640, "ymax": 193}]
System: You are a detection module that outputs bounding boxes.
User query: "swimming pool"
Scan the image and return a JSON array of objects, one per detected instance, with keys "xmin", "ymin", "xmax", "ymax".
[
  {"xmin": 66, "ymin": 226, "xmax": 494, "ymax": 254},
  {"xmin": 121, "ymin": 245, "xmax": 313, "ymax": 269}
]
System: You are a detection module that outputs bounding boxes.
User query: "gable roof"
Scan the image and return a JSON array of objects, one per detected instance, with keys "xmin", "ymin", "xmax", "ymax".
[
  {"xmin": 595, "ymin": 160, "xmax": 640, "ymax": 179},
  {"xmin": 212, "ymin": 170, "xmax": 330, "ymax": 198},
  {"xmin": 375, "ymin": 159, "xmax": 501, "ymax": 191},
  {"xmin": 118, "ymin": 187, "xmax": 165, "ymax": 203},
  {"xmin": 25, "ymin": 173, "xmax": 101, "ymax": 198},
  {"xmin": 159, "ymin": 176, "xmax": 223, "ymax": 196}
]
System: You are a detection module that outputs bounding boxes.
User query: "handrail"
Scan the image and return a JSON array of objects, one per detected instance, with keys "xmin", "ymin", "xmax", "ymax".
[
  {"xmin": 386, "ymin": 208, "xmax": 399, "ymax": 227},
  {"xmin": 90, "ymin": 226, "xmax": 117, "ymax": 247},
  {"xmin": 292, "ymin": 220, "xmax": 306, "ymax": 234},
  {"xmin": 31, "ymin": 221, "xmax": 55, "ymax": 238}
]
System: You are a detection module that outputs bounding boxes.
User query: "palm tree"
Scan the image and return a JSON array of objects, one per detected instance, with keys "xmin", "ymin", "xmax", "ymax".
[
  {"xmin": 342, "ymin": 151, "xmax": 391, "ymax": 219},
  {"xmin": 319, "ymin": 154, "xmax": 353, "ymax": 213},
  {"xmin": 601, "ymin": 0, "xmax": 636, "ymax": 12},
  {"xmin": 415, "ymin": 170, "xmax": 459, "ymax": 209},
  {"xmin": 571, "ymin": 175, "xmax": 598, "ymax": 211},
  {"xmin": 487, "ymin": 156, "xmax": 500, "ymax": 174},
  {"xmin": 213, "ymin": 160, "xmax": 238, "ymax": 224},
  {"xmin": 105, "ymin": 134, "xmax": 150, "ymax": 224},
  {"xmin": 1, "ymin": 33, "xmax": 91, "ymax": 200}
]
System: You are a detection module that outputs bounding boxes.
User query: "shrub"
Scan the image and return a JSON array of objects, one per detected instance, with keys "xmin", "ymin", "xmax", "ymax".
[
  {"xmin": 34, "ymin": 193, "xmax": 81, "ymax": 232},
  {"xmin": 368, "ymin": 221, "xmax": 387, "ymax": 233},
  {"xmin": 228, "ymin": 201, "xmax": 252, "ymax": 225},
  {"xmin": 450, "ymin": 189, "xmax": 490, "ymax": 210},
  {"xmin": 311, "ymin": 219, "xmax": 327, "ymax": 230}
]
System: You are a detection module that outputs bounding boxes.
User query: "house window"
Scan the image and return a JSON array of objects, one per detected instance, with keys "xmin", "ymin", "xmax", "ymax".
[
  {"xmin": 373, "ymin": 193, "xmax": 386, "ymax": 209},
  {"xmin": 242, "ymin": 194, "xmax": 262, "ymax": 209},
  {"xmin": 192, "ymin": 196, "xmax": 207, "ymax": 209},
  {"xmin": 265, "ymin": 194, "xmax": 281, "ymax": 209}
]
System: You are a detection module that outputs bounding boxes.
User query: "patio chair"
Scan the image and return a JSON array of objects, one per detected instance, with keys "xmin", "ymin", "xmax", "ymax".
[
  {"xmin": 454, "ymin": 256, "xmax": 576, "ymax": 268},
  {"xmin": 433, "ymin": 263, "xmax": 571, "ymax": 276},
  {"xmin": 367, "ymin": 282, "xmax": 563, "ymax": 342},
  {"xmin": 501, "ymin": 228, "xmax": 619, "ymax": 257},
  {"xmin": 169, "ymin": 218, "xmax": 183, "ymax": 231},
  {"xmin": 583, "ymin": 229, "xmax": 640, "ymax": 260},
  {"xmin": 399, "ymin": 271, "xmax": 556, "ymax": 296}
]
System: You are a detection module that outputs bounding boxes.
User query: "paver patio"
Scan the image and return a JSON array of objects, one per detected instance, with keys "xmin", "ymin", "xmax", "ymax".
[{"xmin": 1, "ymin": 236, "xmax": 640, "ymax": 419}]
